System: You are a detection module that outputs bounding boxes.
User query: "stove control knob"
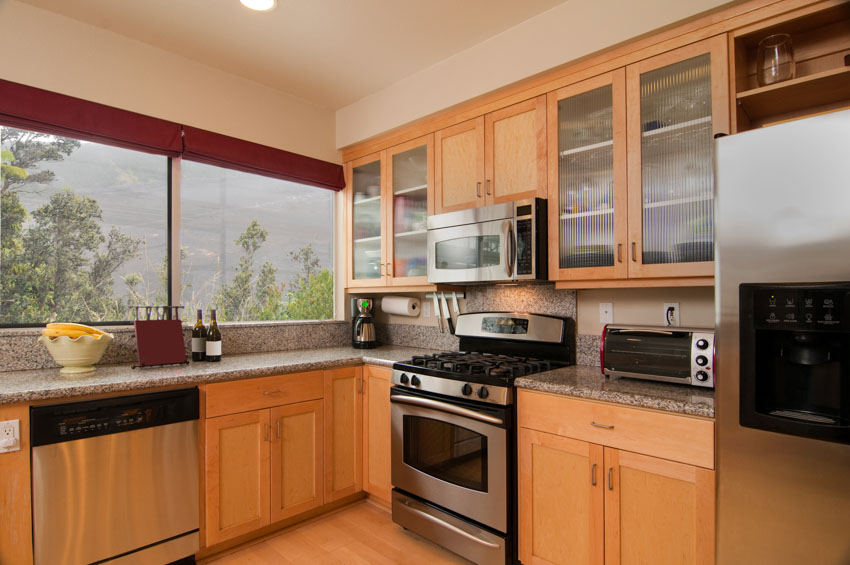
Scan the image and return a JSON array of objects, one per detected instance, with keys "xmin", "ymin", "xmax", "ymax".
[
  {"xmin": 695, "ymin": 371, "xmax": 710, "ymax": 382},
  {"xmin": 462, "ymin": 384, "xmax": 473, "ymax": 396},
  {"xmin": 696, "ymin": 339, "xmax": 710, "ymax": 350},
  {"xmin": 696, "ymin": 355, "xmax": 708, "ymax": 367},
  {"xmin": 477, "ymin": 386, "xmax": 489, "ymax": 399},
  {"xmin": 399, "ymin": 373, "xmax": 409, "ymax": 385},
  {"xmin": 411, "ymin": 375, "xmax": 421, "ymax": 387}
]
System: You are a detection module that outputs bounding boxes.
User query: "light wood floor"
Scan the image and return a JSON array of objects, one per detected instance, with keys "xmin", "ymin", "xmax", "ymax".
[{"xmin": 205, "ymin": 501, "xmax": 473, "ymax": 565}]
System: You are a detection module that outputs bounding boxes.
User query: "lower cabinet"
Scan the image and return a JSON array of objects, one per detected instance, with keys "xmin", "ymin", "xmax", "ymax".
[
  {"xmin": 323, "ymin": 366, "xmax": 363, "ymax": 502},
  {"xmin": 518, "ymin": 390, "xmax": 715, "ymax": 565},
  {"xmin": 362, "ymin": 365, "xmax": 392, "ymax": 503},
  {"xmin": 204, "ymin": 371, "xmax": 325, "ymax": 546}
]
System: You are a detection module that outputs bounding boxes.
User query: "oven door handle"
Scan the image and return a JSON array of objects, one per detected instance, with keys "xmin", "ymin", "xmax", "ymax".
[
  {"xmin": 399, "ymin": 498, "xmax": 502, "ymax": 549},
  {"xmin": 390, "ymin": 395, "xmax": 503, "ymax": 425}
]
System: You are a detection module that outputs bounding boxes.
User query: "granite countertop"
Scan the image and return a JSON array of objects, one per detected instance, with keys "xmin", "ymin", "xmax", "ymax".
[
  {"xmin": 516, "ymin": 365, "xmax": 715, "ymax": 418},
  {"xmin": 0, "ymin": 345, "xmax": 439, "ymax": 405}
]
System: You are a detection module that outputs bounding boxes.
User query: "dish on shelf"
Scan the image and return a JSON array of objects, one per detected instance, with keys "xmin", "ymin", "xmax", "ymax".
[
  {"xmin": 561, "ymin": 245, "xmax": 614, "ymax": 269},
  {"xmin": 641, "ymin": 251, "xmax": 674, "ymax": 265},
  {"xmin": 674, "ymin": 241, "xmax": 714, "ymax": 263}
]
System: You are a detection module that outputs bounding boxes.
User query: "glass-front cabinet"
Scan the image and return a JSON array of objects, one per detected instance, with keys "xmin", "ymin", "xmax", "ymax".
[
  {"xmin": 346, "ymin": 135, "xmax": 433, "ymax": 288},
  {"xmin": 549, "ymin": 36, "xmax": 728, "ymax": 284}
]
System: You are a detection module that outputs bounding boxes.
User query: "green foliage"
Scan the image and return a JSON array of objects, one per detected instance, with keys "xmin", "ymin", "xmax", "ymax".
[
  {"xmin": 1, "ymin": 128, "xmax": 79, "ymax": 193},
  {"xmin": 282, "ymin": 269, "xmax": 334, "ymax": 321},
  {"xmin": 1, "ymin": 150, "xmax": 27, "ymax": 185}
]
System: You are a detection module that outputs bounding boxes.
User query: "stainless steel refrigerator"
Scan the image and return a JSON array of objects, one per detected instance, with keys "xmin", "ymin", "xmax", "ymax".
[{"xmin": 715, "ymin": 108, "xmax": 850, "ymax": 564}]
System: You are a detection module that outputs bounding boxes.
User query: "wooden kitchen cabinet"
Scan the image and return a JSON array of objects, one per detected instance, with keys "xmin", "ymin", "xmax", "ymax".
[
  {"xmin": 518, "ymin": 389, "xmax": 715, "ymax": 565},
  {"xmin": 205, "ymin": 409, "xmax": 271, "ymax": 545},
  {"xmin": 323, "ymin": 366, "xmax": 363, "ymax": 502},
  {"xmin": 362, "ymin": 365, "xmax": 392, "ymax": 503},
  {"xmin": 270, "ymin": 400, "xmax": 324, "ymax": 523},
  {"xmin": 435, "ymin": 97, "xmax": 546, "ymax": 214},
  {"xmin": 550, "ymin": 36, "xmax": 728, "ymax": 288},
  {"xmin": 204, "ymin": 371, "xmax": 324, "ymax": 546},
  {"xmin": 346, "ymin": 137, "xmax": 438, "ymax": 289}
]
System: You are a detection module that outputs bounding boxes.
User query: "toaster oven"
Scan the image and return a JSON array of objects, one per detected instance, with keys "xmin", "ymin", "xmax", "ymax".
[{"xmin": 601, "ymin": 325, "xmax": 715, "ymax": 388}]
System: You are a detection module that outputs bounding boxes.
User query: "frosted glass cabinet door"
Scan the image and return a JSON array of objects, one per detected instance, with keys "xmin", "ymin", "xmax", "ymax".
[
  {"xmin": 348, "ymin": 153, "xmax": 386, "ymax": 286},
  {"xmin": 548, "ymin": 70, "xmax": 628, "ymax": 281},
  {"xmin": 387, "ymin": 135, "xmax": 433, "ymax": 285},
  {"xmin": 626, "ymin": 36, "xmax": 729, "ymax": 279}
]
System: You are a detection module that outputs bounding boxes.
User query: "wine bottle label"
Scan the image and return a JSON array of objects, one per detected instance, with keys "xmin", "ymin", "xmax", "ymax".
[
  {"xmin": 206, "ymin": 340, "xmax": 222, "ymax": 356},
  {"xmin": 192, "ymin": 337, "xmax": 206, "ymax": 353}
]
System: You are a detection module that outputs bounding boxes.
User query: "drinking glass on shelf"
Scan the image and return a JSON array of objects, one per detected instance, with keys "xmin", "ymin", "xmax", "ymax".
[{"xmin": 757, "ymin": 34, "xmax": 795, "ymax": 87}]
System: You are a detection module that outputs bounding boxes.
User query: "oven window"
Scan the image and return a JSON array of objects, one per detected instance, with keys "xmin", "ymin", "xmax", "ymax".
[
  {"xmin": 403, "ymin": 415, "xmax": 487, "ymax": 492},
  {"xmin": 434, "ymin": 236, "xmax": 500, "ymax": 270}
]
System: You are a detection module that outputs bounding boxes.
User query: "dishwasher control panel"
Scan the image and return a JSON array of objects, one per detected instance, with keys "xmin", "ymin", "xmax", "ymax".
[{"xmin": 31, "ymin": 388, "xmax": 199, "ymax": 447}]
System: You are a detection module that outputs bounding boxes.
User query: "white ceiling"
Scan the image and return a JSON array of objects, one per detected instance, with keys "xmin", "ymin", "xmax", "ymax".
[{"xmin": 18, "ymin": 0, "xmax": 568, "ymax": 110}]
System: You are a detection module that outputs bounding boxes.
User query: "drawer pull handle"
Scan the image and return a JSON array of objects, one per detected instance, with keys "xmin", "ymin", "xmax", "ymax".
[
  {"xmin": 262, "ymin": 389, "xmax": 282, "ymax": 396},
  {"xmin": 608, "ymin": 467, "xmax": 614, "ymax": 491},
  {"xmin": 264, "ymin": 424, "xmax": 270, "ymax": 442},
  {"xmin": 591, "ymin": 421, "xmax": 615, "ymax": 430},
  {"xmin": 591, "ymin": 463, "xmax": 597, "ymax": 486}
]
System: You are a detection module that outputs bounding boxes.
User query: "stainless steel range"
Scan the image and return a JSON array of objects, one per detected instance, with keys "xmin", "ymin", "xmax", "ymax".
[{"xmin": 390, "ymin": 312, "xmax": 573, "ymax": 565}]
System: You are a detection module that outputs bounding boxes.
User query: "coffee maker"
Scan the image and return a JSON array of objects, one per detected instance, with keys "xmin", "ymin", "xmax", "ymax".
[{"xmin": 352, "ymin": 298, "xmax": 378, "ymax": 349}]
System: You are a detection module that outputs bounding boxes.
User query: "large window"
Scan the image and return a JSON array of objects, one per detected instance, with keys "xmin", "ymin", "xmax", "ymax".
[
  {"xmin": 180, "ymin": 161, "xmax": 334, "ymax": 322},
  {"xmin": 0, "ymin": 125, "xmax": 335, "ymax": 326},
  {"xmin": 1, "ymin": 126, "xmax": 168, "ymax": 324}
]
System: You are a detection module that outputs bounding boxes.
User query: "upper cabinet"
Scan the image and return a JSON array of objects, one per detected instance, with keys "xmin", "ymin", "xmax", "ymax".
[
  {"xmin": 346, "ymin": 135, "xmax": 434, "ymax": 289},
  {"xmin": 731, "ymin": 2, "xmax": 850, "ymax": 132},
  {"xmin": 434, "ymin": 96, "xmax": 546, "ymax": 214},
  {"xmin": 549, "ymin": 36, "xmax": 728, "ymax": 286}
]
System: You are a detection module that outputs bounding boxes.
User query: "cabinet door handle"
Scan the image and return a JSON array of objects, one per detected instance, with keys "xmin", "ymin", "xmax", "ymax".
[
  {"xmin": 276, "ymin": 420, "xmax": 281, "ymax": 439},
  {"xmin": 591, "ymin": 463, "xmax": 597, "ymax": 486},
  {"xmin": 264, "ymin": 424, "xmax": 270, "ymax": 442},
  {"xmin": 631, "ymin": 242, "xmax": 637, "ymax": 262},
  {"xmin": 608, "ymin": 467, "xmax": 614, "ymax": 491},
  {"xmin": 486, "ymin": 179, "xmax": 491, "ymax": 196},
  {"xmin": 380, "ymin": 262, "xmax": 385, "ymax": 276},
  {"xmin": 358, "ymin": 377, "xmax": 364, "ymax": 394},
  {"xmin": 591, "ymin": 421, "xmax": 615, "ymax": 430},
  {"xmin": 476, "ymin": 182, "xmax": 482, "ymax": 197},
  {"xmin": 387, "ymin": 262, "xmax": 393, "ymax": 277},
  {"xmin": 617, "ymin": 243, "xmax": 623, "ymax": 263}
]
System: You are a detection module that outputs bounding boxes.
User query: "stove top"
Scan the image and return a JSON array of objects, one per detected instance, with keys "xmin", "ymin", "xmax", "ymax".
[{"xmin": 397, "ymin": 351, "xmax": 566, "ymax": 384}]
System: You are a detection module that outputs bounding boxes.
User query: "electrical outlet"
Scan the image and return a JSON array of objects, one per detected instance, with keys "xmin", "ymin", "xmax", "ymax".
[
  {"xmin": 423, "ymin": 301, "xmax": 431, "ymax": 318},
  {"xmin": 0, "ymin": 419, "xmax": 20, "ymax": 453},
  {"xmin": 599, "ymin": 302, "xmax": 613, "ymax": 324},
  {"xmin": 664, "ymin": 302, "xmax": 680, "ymax": 326}
]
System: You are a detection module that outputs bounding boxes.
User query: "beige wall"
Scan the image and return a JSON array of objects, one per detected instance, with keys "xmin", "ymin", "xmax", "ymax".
[
  {"xmin": 335, "ymin": 0, "xmax": 730, "ymax": 148},
  {"xmin": 577, "ymin": 287, "xmax": 715, "ymax": 335},
  {"xmin": 0, "ymin": 0, "xmax": 339, "ymax": 164}
]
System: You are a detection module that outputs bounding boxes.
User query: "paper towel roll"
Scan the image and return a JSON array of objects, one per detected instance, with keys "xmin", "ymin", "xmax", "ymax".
[{"xmin": 381, "ymin": 296, "xmax": 421, "ymax": 317}]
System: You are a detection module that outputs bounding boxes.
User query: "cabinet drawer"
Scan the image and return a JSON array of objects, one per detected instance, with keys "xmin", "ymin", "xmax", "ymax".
[
  {"xmin": 518, "ymin": 390, "xmax": 714, "ymax": 469},
  {"xmin": 207, "ymin": 371, "xmax": 323, "ymax": 418}
]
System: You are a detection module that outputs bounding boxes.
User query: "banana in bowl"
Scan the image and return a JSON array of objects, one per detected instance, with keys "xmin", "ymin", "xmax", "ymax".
[{"xmin": 38, "ymin": 323, "xmax": 114, "ymax": 375}]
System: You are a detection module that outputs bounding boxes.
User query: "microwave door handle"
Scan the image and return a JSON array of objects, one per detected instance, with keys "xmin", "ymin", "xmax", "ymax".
[
  {"xmin": 503, "ymin": 220, "xmax": 514, "ymax": 278},
  {"xmin": 509, "ymin": 222, "xmax": 516, "ymax": 274},
  {"xmin": 390, "ymin": 394, "xmax": 503, "ymax": 425}
]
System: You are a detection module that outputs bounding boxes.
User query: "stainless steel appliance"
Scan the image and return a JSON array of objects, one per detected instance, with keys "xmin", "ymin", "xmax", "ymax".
[
  {"xmin": 426, "ymin": 198, "xmax": 547, "ymax": 284},
  {"xmin": 352, "ymin": 297, "xmax": 378, "ymax": 349},
  {"xmin": 715, "ymin": 109, "xmax": 850, "ymax": 564},
  {"xmin": 31, "ymin": 388, "xmax": 200, "ymax": 565},
  {"xmin": 601, "ymin": 324, "xmax": 715, "ymax": 388},
  {"xmin": 391, "ymin": 312, "xmax": 573, "ymax": 565}
]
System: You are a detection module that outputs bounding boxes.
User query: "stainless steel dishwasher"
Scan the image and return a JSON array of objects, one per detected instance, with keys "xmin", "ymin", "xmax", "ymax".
[{"xmin": 31, "ymin": 388, "xmax": 200, "ymax": 565}]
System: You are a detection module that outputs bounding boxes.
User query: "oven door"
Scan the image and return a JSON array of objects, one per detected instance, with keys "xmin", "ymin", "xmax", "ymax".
[
  {"xmin": 427, "ymin": 219, "xmax": 516, "ymax": 284},
  {"xmin": 391, "ymin": 389, "xmax": 508, "ymax": 532}
]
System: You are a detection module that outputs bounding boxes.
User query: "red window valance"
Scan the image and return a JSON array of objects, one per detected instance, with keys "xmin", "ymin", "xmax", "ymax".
[
  {"xmin": 0, "ymin": 79, "xmax": 345, "ymax": 190},
  {"xmin": 0, "ymin": 79, "xmax": 182, "ymax": 157},
  {"xmin": 181, "ymin": 126, "xmax": 344, "ymax": 191}
]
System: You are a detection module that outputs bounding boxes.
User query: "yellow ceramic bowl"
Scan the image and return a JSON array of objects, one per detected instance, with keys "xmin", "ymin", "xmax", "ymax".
[{"xmin": 38, "ymin": 333, "xmax": 114, "ymax": 375}]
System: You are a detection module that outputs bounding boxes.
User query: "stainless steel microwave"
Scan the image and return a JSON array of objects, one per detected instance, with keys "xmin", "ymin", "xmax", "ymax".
[
  {"xmin": 426, "ymin": 198, "xmax": 547, "ymax": 284},
  {"xmin": 601, "ymin": 324, "xmax": 715, "ymax": 388}
]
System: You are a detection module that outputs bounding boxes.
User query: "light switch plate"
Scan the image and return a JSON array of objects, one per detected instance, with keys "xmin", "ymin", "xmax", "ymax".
[
  {"xmin": 0, "ymin": 419, "xmax": 20, "ymax": 453},
  {"xmin": 599, "ymin": 302, "xmax": 613, "ymax": 324}
]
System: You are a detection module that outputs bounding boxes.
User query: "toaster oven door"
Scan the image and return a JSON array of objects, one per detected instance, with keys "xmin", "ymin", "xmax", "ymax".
[{"xmin": 603, "ymin": 329, "xmax": 693, "ymax": 382}]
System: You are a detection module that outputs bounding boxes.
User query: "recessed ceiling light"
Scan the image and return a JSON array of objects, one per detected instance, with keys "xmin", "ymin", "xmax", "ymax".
[{"xmin": 240, "ymin": 0, "xmax": 277, "ymax": 11}]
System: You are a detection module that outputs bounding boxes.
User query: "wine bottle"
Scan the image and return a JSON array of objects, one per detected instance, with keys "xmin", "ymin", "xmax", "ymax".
[
  {"xmin": 206, "ymin": 309, "xmax": 222, "ymax": 362},
  {"xmin": 191, "ymin": 309, "xmax": 207, "ymax": 362}
]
